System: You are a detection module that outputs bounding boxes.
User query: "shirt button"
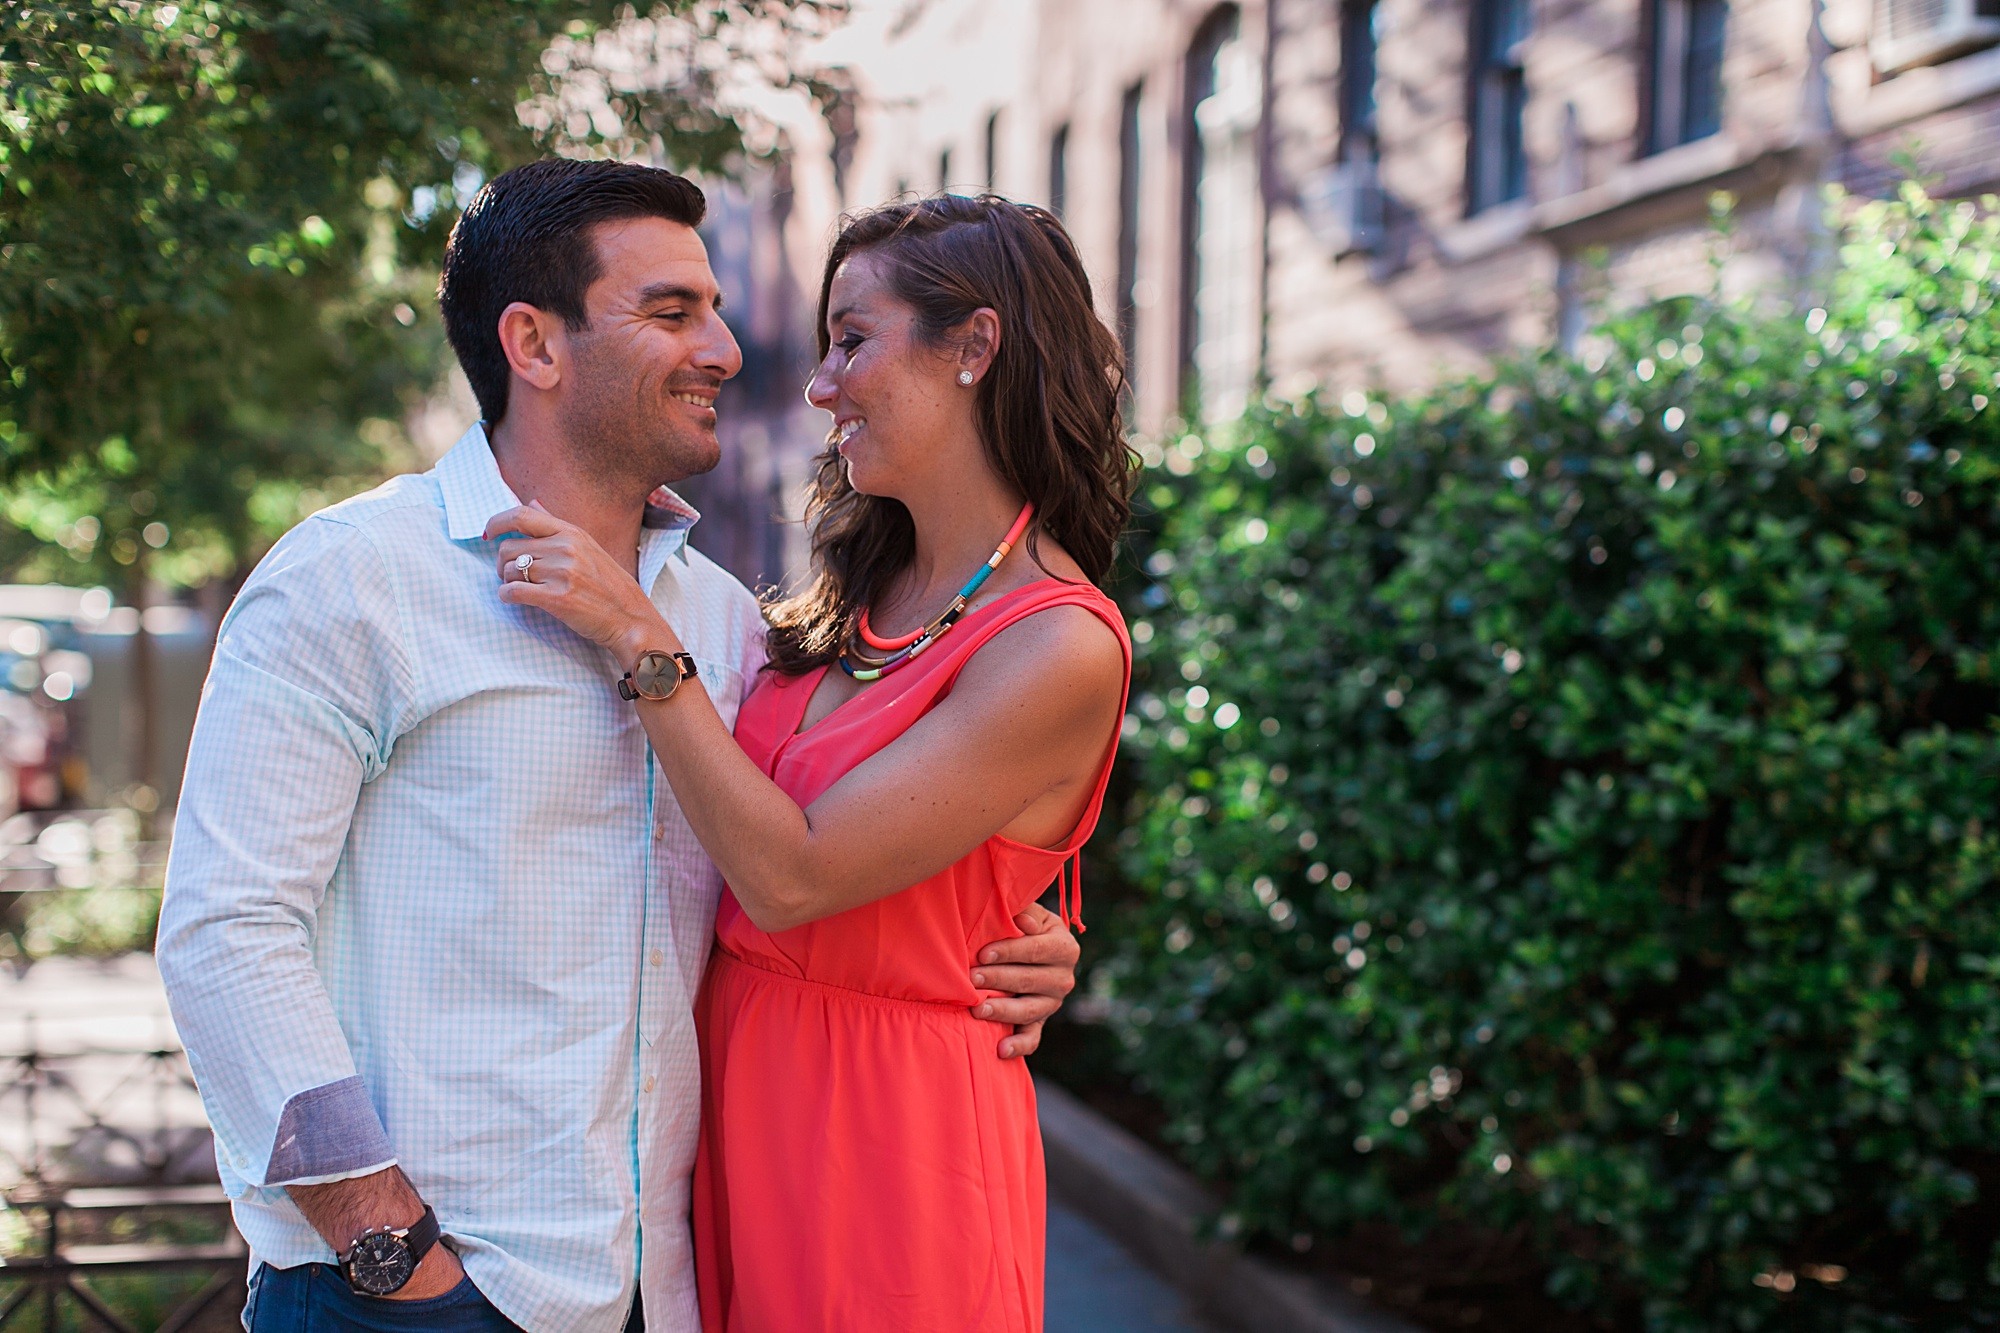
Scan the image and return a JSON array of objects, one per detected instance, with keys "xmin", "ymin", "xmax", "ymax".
[
  {"xmin": 642, "ymin": 1075, "xmax": 656, "ymax": 1093},
  {"xmin": 652, "ymin": 824, "xmax": 665, "ymax": 841},
  {"xmin": 649, "ymin": 949, "xmax": 664, "ymax": 967}
]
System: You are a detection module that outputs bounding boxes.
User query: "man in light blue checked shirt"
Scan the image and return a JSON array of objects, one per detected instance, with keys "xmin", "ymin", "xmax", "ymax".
[{"xmin": 157, "ymin": 158, "xmax": 1080, "ymax": 1333}]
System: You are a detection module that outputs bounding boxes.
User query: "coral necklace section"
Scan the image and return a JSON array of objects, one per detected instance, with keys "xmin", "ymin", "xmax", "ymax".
[{"xmin": 840, "ymin": 502, "xmax": 1035, "ymax": 682}]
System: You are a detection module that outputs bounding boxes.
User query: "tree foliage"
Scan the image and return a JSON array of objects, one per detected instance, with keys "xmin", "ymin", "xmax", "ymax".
[
  {"xmin": 0, "ymin": 0, "xmax": 834, "ymax": 588},
  {"xmin": 1103, "ymin": 185, "xmax": 2000, "ymax": 1331}
]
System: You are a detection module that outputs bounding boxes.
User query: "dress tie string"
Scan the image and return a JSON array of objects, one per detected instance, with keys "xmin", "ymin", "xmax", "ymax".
[{"xmin": 1057, "ymin": 852, "xmax": 1087, "ymax": 934}]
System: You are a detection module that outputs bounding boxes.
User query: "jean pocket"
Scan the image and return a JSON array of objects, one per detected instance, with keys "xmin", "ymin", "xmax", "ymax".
[
  {"xmin": 354, "ymin": 1273, "xmax": 481, "ymax": 1314},
  {"xmin": 312, "ymin": 1265, "xmax": 490, "ymax": 1328},
  {"xmin": 241, "ymin": 1265, "xmax": 263, "ymax": 1330}
]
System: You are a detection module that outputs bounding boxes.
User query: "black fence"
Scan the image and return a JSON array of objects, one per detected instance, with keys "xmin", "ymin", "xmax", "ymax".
[
  {"xmin": 1, "ymin": 1185, "xmax": 244, "ymax": 1332},
  {"xmin": 1, "ymin": 1027, "xmax": 245, "ymax": 1331}
]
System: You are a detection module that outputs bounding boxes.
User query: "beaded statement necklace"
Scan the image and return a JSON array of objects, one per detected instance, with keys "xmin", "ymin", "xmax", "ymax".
[{"xmin": 838, "ymin": 502, "xmax": 1035, "ymax": 682}]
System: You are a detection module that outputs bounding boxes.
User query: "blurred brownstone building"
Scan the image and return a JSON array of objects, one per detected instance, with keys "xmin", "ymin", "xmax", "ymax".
[{"xmin": 685, "ymin": 0, "xmax": 2000, "ymax": 587}]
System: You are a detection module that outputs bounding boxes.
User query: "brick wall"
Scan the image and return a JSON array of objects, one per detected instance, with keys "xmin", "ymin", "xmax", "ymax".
[
  {"xmin": 769, "ymin": 0, "xmax": 1996, "ymax": 415},
  {"xmin": 688, "ymin": 0, "xmax": 2000, "ymax": 586}
]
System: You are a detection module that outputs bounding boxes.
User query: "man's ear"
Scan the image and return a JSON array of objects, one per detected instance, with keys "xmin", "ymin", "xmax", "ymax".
[
  {"xmin": 957, "ymin": 307, "xmax": 1001, "ymax": 385},
  {"xmin": 496, "ymin": 302, "xmax": 566, "ymax": 392}
]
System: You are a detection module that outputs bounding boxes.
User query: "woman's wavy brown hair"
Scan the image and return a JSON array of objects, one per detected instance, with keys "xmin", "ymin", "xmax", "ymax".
[{"xmin": 763, "ymin": 194, "xmax": 1136, "ymax": 676}]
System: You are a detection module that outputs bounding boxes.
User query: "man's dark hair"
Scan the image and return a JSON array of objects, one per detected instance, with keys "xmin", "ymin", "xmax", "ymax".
[{"xmin": 438, "ymin": 158, "xmax": 707, "ymax": 423}]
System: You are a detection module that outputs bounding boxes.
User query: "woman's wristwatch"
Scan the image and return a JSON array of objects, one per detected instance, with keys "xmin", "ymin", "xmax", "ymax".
[
  {"xmin": 340, "ymin": 1205, "xmax": 442, "ymax": 1296},
  {"xmin": 618, "ymin": 650, "xmax": 699, "ymax": 702}
]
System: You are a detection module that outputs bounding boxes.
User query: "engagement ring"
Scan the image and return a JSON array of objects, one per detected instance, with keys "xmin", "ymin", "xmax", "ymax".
[{"xmin": 514, "ymin": 553, "xmax": 535, "ymax": 574}]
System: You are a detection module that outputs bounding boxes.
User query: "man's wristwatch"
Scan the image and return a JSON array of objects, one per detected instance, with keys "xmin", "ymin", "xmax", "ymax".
[
  {"xmin": 339, "ymin": 1205, "xmax": 442, "ymax": 1296},
  {"xmin": 618, "ymin": 650, "xmax": 698, "ymax": 702}
]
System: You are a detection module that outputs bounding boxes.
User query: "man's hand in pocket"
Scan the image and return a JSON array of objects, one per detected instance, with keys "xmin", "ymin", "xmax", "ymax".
[{"xmin": 385, "ymin": 1242, "xmax": 466, "ymax": 1301}]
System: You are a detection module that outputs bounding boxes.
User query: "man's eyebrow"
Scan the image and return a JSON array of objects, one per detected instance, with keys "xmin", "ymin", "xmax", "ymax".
[{"xmin": 638, "ymin": 282, "xmax": 725, "ymax": 312}]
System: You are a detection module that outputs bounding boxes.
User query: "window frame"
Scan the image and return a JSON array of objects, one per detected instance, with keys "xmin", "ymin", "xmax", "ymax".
[
  {"xmin": 1643, "ymin": 0, "xmax": 1727, "ymax": 156},
  {"xmin": 1116, "ymin": 84, "xmax": 1144, "ymax": 395},
  {"xmin": 1179, "ymin": 4, "xmax": 1244, "ymax": 400},
  {"xmin": 1340, "ymin": 0, "xmax": 1382, "ymax": 164},
  {"xmin": 1871, "ymin": 0, "xmax": 2000, "ymax": 73},
  {"xmin": 1049, "ymin": 122, "xmax": 1070, "ymax": 218},
  {"xmin": 1466, "ymin": 0, "xmax": 1531, "ymax": 216}
]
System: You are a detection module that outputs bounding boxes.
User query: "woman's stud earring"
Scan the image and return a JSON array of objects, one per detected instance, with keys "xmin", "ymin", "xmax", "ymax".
[{"xmin": 958, "ymin": 371, "xmax": 974, "ymax": 386}]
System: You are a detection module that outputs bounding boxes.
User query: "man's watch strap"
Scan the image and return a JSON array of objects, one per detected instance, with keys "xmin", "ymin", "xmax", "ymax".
[{"xmin": 400, "ymin": 1205, "xmax": 441, "ymax": 1265}]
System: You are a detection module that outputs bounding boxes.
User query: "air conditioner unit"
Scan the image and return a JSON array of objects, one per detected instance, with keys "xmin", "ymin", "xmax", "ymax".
[
  {"xmin": 1298, "ymin": 157, "xmax": 1385, "ymax": 256},
  {"xmin": 1873, "ymin": 0, "xmax": 2000, "ymax": 74}
]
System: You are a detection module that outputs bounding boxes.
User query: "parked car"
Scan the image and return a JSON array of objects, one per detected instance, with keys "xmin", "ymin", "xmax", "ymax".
[{"xmin": 0, "ymin": 587, "xmax": 112, "ymax": 815}]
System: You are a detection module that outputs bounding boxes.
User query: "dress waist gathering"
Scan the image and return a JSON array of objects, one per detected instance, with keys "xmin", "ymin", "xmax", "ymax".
[{"xmin": 709, "ymin": 946, "xmax": 988, "ymax": 1018}]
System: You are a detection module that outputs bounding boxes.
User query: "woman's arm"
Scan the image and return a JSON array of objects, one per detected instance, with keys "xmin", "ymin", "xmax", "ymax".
[{"xmin": 487, "ymin": 505, "xmax": 1125, "ymax": 933}]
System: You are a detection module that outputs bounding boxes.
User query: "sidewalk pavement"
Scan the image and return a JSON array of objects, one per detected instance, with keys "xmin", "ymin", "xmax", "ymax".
[
  {"xmin": 0, "ymin": 952, "xmax": 211, "ymax": 1186},
  {"xmin": 1049, "ymin": 1200, "xmax": 1217, "ymax": 1331}
]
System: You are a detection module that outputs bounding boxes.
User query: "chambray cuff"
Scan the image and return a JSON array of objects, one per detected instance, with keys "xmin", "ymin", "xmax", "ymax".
[{"xmin": 266, "ymin": 1076, "xmax": 396, "ymax": 1185}]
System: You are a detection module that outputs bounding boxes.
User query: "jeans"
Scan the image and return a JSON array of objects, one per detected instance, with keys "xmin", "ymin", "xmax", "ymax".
[
  {"xmin": 242, "ymin": 1263, "xmax": 522, "ymax": 1332},
  {"xmin": 244, "ymin": 1261, "xmax": 648, "ymax": 1331}
]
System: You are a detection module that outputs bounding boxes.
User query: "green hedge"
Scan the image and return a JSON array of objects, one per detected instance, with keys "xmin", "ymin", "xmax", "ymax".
[{"xmin": 1100, "ymin": 186, "xmax": 2000, "ymax": 1332}]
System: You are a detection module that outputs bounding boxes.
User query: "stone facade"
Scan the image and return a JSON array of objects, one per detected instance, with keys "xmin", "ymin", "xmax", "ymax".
[{"xmin": 683, "ymin": 0, "xmax": 2000, "ymax": 589}]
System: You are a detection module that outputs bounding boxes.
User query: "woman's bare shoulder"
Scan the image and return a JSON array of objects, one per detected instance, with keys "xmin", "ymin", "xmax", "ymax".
[{"xmin": 958, "ymin": 598, "xmax": 1126, "ymax": 705}]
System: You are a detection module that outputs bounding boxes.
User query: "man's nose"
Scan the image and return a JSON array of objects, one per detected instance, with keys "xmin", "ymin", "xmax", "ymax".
[{"xmin": 700, "ymin": 313, "xmax": 743, "ymax": 380}]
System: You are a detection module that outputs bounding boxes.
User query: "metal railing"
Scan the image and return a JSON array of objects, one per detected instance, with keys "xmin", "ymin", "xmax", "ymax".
[
  {"xmin": 0, "ymin": 1184, "xmax": 244, "ymax": 1332},
  {"xmin": 2, "ymin": 959, "xmax": 246, "ymax": 1331}
]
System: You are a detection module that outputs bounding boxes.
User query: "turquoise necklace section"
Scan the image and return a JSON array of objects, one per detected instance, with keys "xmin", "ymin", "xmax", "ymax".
[{"xmin": 838, "ymin": 502, "xmax": 1035, "ymax": 682}]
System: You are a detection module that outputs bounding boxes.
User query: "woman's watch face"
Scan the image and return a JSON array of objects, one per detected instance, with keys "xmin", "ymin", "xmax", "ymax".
[{"xmin": 633, "ymin": 650, "xmax": 681, "ymax": 700}]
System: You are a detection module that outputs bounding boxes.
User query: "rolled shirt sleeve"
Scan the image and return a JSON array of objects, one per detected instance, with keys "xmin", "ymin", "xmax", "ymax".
[{"xmin": 158, "ymin": 514, "xmax": 416, "ymax": 1191}]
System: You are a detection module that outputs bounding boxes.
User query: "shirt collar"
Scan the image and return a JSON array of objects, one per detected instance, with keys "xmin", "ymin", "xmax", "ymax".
[
  {"xmin": 435, "ymin": 424, "xmax": 702, "ymax": 576},
  {"xmin": 437, "ymin": 423, "xmax": 521, "ymax": 542},
  {"xmin": 638, "ymin": 485, "xmax": 700, "ymax": 586}
]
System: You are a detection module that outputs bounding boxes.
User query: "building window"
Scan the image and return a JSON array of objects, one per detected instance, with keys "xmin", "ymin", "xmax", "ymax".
[
  {"xmin": 1049, "ymin": 123, "xmax": 1070, "ymax": 217},
  {"xmin": 1340, "ymin": 0, "xmax": 1382, "ymax": 163},
  {"xmin": 1181, "ymin": 5, "xmax": 1262, "ymax": 420},
  {"xmin": 1467, "ymin": 0, "xmax": 1530, "ymax": 214},
  {"xmin": 983, "ymin": 110, "xmax": 1001, "ymax": 191},
  {"xmin": 1872, "ymin": 0, "xmax": 2000, "ymax": 73},
  {"xmin": 1117, "ymin": 84, "xmax": 1143, "ymax": 392},
  {"xmin": 1647, "ymin": 0, "xmax": 1726, "ymax": 152}
]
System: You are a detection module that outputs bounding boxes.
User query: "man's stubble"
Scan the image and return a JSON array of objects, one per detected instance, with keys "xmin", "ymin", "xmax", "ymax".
[{"xmin": 558, "ymin": 325, "xmax": 722, "ymax": 498}]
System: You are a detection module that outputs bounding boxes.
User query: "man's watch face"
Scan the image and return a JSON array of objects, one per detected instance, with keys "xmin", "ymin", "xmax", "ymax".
[{"xmin": 346, "ymin": 1231, "xmax": 415, "ymax": 1295}]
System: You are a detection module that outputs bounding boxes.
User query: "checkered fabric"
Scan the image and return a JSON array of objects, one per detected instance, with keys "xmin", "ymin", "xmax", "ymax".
[{"xmin": 158, "ymin": 424, "xmax": 770, "ymax": 1333}]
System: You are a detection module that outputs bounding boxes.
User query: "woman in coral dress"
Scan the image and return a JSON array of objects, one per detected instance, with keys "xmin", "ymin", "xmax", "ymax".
[
  {"xmin": 697, "ymin": 569, "xmax": 1126, "ymax": 1330},
  {"xmin": 502, "ymin": 192, "xmax": 1134, "ymax": 1331}
]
